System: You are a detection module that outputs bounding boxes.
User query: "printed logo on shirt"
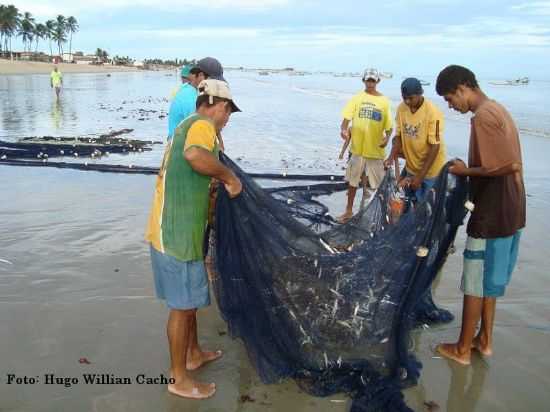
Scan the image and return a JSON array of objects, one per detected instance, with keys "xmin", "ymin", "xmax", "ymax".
[
  {"xmin": 403, "ymin": 123, "xmax": 420, "ymax": 139},
  {"xmin": 358, "ymin": 103, "xmax": 383, "ymax": 122}
]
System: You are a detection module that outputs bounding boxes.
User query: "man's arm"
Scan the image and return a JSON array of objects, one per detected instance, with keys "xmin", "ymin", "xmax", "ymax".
[
  {"xmin": 384, "ymin": 134, "xmax": 402, "ymax": 167},
  {"xmin": 381, "ymin": 100, "xmax": 393, "ymax": 146},
  {"xmin": 217, "ymin": 133, "xmax": 225, "ymax": 152},
  {"xmin": 380, "ymin": 128, "xmax": 393, "ymax": 148},
  {"xmin": 449, "ymin": 159, "xmax": 522, "ymax": 177},
  {"xmin": 340, "ymin": 119, "xmax": 350, "ymax": 140},
  {"xmin": 408, "ymin": 143, "xmax": 440, "ymax": 189},
  {"xmin": 184, "ymin": 147, "xmax": 242, "ymax": 197}
]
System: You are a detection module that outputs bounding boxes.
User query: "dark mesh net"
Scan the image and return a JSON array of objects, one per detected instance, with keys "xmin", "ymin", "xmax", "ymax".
[
  {"xmin": 213, "ymin": 154, "xmax": 467, "ymax": 411},
  {"xmin": 0, "ymin": 150, "xmax": 467, "ymax": 410}
]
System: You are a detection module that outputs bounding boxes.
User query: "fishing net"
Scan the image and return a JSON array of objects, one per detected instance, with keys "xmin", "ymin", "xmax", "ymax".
[
  {"xmin": 213, "ymin": 154, "xmax": 468, "ymax": 411},
  {"xmin": 0, "ymin": 150, "xmax": 466, "ymax": 410}
]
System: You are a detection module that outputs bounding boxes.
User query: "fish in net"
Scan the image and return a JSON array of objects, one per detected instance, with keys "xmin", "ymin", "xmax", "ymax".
[{"xmin": 213, "ymin": 154, "xmax": 468, "ymax": 411}]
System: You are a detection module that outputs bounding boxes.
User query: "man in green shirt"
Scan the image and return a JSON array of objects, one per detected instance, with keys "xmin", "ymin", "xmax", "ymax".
[{"xmin": 146, "ymin": 79, "xmax": 242, "ymax": 399}]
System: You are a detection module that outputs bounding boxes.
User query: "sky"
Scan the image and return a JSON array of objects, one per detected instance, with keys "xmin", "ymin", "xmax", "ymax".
[{"xmin": 7, "ymin": 0, "xmax": 550, "ymax": 79}]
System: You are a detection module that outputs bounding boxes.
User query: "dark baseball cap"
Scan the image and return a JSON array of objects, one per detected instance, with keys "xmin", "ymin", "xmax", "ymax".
[
  {"xmin": 401, "ymin": 78, "xmax": 424, "ymax": 97},
  {"xmin": 192, "ymin": 57, "xmax": 225, "ymax": 81}
]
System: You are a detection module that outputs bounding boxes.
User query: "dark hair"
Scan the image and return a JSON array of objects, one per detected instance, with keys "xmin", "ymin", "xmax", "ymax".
[
  {"xmin": 435, "ymin": 65, "xmax": 479, "ymax": 95},
  {"xmin": 196, "ymin": 94, "xmax": 227, "ymax": 110},
  {"xmin": 190, "ymin": 67, "xmax": 209, "ymax": 79}
]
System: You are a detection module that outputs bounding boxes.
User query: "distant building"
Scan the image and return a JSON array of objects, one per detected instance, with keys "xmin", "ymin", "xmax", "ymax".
[
  {"xmin": 18, "ymin": 51, "xmax": 50, "ymax": 62},
  {"xmin": 74, "ymin": 55, "xmax": 99, "ymax": 65},
  {"xmin": 133, "ymin": 60, "xmax": 144, "ymax": 68},
  {"xmin": 62, "ymin": 53, "xmax": 74, "ymax": 63}
]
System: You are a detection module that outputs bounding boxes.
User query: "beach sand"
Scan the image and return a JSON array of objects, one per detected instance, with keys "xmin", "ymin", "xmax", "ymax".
[
  {"xmin": 0, "ymin": 59, "xmax": 141, "ymax": 75},
  {"xmin": 1, "ymin": 70, "xmax": 549, "ymax": 411},
  {"xmin": 0, "ymin": 164, "xmax": 549, "ymax": 412}
]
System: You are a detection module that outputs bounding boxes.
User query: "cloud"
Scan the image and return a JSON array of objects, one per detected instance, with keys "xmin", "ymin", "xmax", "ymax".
[
  {"xmin": 12, "ymin": 0, "xmax": 289, "ymax": 18},
  {"xmin": 511, "ymin": 1, "xmax": 550, "ymax": 15},
  {"xmin": 264, "ymin": 20, "xmax": 550, "ymax": 50},
  {"xmin": 107, "ymin": 18, "xmax": 550, "ymax": 53},
  {"xmin": 129, "ymin": 28, "xmax": 261, "ymax": 39}
]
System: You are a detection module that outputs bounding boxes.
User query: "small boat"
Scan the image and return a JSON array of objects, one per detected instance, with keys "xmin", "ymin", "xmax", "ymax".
[
  {"xmin": 380, "ymin": 71, "xmax": 393, "ymax": 79},
  {"xmin": 489, "ymin": 77, "xmax": 529, "ymax": 86},
  {"xmin": 401, "ymin": 76, "xmax": 429, "ymax": 86},
  {"xmin": 259, "ymin": 71, "xmax": 269, "ymax": 76}
]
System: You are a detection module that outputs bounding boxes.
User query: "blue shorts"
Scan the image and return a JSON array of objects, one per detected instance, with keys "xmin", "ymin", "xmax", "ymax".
[
  {"xmin": 460, "ymin": 231, "xmax": 522, "ymax": 298},
  {"xmin": 150, "ymin": 246, "xmax": 210, "ymax": 310}
]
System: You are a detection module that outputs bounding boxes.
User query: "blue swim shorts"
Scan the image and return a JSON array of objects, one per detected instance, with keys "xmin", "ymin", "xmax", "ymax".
[
  {"xmin": 460, "ymin": 230, "xmax": 522, "ymax": 298},
  {"xmin": 150, "ymin": 245, "xmax": 210, "ymax": 310}
]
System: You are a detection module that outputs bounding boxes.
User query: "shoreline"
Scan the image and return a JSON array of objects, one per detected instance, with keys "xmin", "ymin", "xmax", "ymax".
[
  {"xmin": 0, "ymin": 165, "xmax": 548, "ymax": 412},
  {"xmin": 0, "ymin": 59, "xmax": 144, "ymax": 75}
]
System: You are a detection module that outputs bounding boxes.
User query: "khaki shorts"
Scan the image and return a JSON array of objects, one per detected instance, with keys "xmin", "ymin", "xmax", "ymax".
[{"xmin": 345, "ymin": 155, "xmax": 385, "ymax": 189}]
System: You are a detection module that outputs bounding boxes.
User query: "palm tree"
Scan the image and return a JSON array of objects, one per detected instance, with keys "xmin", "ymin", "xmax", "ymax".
[
  {"xmin": 0, "ymin": 5, "xmax": 5, "ymax": 55},
  {"xmin": 19, "ymin": 12, "xmax": 35, "ymax": 52},
  {"xmin": 53, "ymin": 15, "xmax": 66, "ymax": 56},
  {"xmin": 0, "ymin": 5, "xmax": 20, "ymax": 58},
  {"xmin": 65, "ymin": 16, "xmax": 78, "ymax": 57},
  {"xmin": 33, "ymin": 23, "xmax": 47, "ymax": 53},
  {"xmin": 45, "ymin": 20, "xmax": 55, "ymax": 57}
]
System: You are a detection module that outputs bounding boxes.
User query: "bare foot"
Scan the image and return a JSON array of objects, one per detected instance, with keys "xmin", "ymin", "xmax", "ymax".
[
  {"xmin": 336, "ymin": 212, "xmax": 352, "ymax": 224},
  {"xmin": 168, "ymin": 380, "xmax": 216, "ymax": 400},
  {"xmin": 436, "ymin": 343, "xmax": 471, "ymax": 366},
  {"xmin": 472, "ymin": 337, "xmax": 493, "ymax": 357},
  {"xmin": 187, "ymin": 350, "xmax": 223, "ymax": 371}
]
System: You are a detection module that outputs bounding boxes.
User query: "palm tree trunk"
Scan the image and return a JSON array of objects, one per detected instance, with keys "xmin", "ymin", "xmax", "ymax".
[{"xmin": 69, "ymin": 32, "xmax": 72, "ymax": 56}]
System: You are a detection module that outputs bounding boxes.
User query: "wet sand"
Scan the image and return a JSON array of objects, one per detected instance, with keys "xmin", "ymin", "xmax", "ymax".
[
  {"xmin": 1, "ymin": 71, "xmax": 550, "ymax": 411},
  {"xmin": 1, "ymin": 163, "xmax": 549, "ymax": 412},
  {"xmin": 0, "ymin": 60, "xmax": 140, "ymax": 75}
]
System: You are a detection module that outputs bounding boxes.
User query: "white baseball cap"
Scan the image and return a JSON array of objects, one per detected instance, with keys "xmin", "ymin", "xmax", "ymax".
[
  {"xmin": 197, "ymin": 79, "xmax": 241, "ymax": 112},
  {"xmin": 362, "ymin": 68, "xmax": 380, "ymax": 82}
]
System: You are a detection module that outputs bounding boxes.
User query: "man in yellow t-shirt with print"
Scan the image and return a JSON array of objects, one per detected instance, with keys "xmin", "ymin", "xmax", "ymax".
[
  {"xmin": 338, "ymin": 68, "xmax": 393, "ymax": 223},
  {"xmin": 384, "ymin": 77, "xmax": 446, "ymax": 201}
]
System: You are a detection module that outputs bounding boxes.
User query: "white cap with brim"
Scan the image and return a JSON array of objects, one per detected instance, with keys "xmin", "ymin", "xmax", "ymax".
[
  {"xmin": 197, "ymin": 79, "xmax": 241, "ymax": 113},
  {"xmin": 362, "ymin": 68, "xmax": 380, "ymax": 82}
]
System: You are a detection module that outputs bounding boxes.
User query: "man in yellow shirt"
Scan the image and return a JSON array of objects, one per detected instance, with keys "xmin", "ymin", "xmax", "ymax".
[
  {"xmin": 338, "ymin": 68, "xmax": 393, "ymax": 223},
  {"xmin": 50, "ymin": 66, "xmax": 63, "ymax": 100},
  {"xmin": 385, "ymin": 77, "xmax": 446, "ymax": 201}
]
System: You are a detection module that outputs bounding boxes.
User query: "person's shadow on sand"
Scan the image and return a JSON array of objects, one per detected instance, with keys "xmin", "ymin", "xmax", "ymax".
[{"xmin": 446, "ymin": 358, "xmax": 488, "ymax": 412}]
